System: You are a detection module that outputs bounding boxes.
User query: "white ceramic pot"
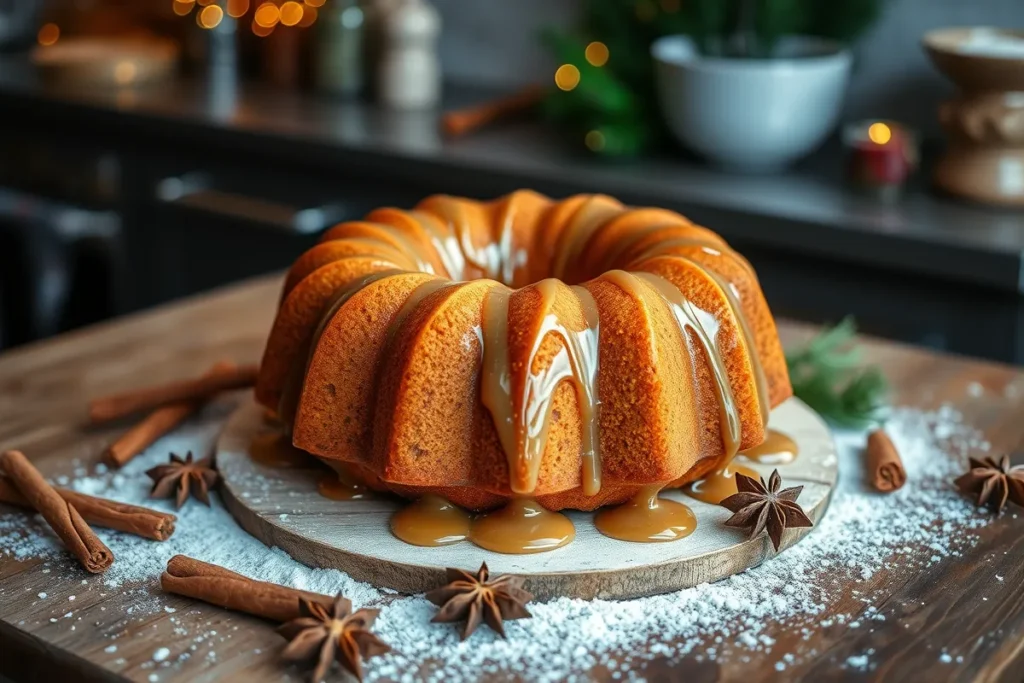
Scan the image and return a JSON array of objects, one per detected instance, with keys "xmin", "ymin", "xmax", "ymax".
[{"xmin": 651, "ymin": 35, "xmax": 853, "ymax": 171}]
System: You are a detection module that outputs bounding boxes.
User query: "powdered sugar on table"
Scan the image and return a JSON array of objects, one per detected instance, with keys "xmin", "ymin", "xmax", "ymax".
[{"xmin": 0, "ymin": 402, "xmax": 1008, "ymax": 681}]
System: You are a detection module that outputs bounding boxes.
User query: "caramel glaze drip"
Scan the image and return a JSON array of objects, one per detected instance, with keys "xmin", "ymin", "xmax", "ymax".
[
  {"xmin": 594, "ymin": 485, "xmax": 697, "ymax": 542},
  {"xmin": 739, "ymin": 429, "xmax": 799, "ymax": 465},
  {"xmin": 409, "ymin": 210, "xmax": 466, "ymax": 280},
  {"xmin": 480, "ymin": 279, "xmax": 601, "ymax": 496},
  {"xmin": 629, "ymin": 239, "xmax": 768, "ymax": 428},
  {"xmin": 250, "ymin": 432, "xmax": 314, "ymax": 469},
  {"xmin": 390, "ymin": 494, "xmax": 471, "ymax": 546},
  {"xmin": 317, "ymin": 469, "xmax": 371, "ymax": 501},
  {"xmin": 619, "ymin": 270, "xmax": 743, "ymax": 460},
  {"xmin": 685, "ymin": 462, "xmax": 761, "ymax": 505},
  {"xmin": 468, "ymin": 498, "xmax": 575, "ymax": 554}
]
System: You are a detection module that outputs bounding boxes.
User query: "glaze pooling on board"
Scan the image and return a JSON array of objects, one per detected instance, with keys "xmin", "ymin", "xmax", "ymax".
[
  {"xmin": 685, "ymin": 462, "xmax": 762, "ymax": 505},
  {"xmin": 390, "ymin": 495, "xmax": 470, "ymax": 546},
  {"xmin": 261, "ymin": 190, "xmax": 785, "ymax": 521},
  {"xmin": 468, "ymin": 498, "xmax": 576, "ymax": 554},
  {"xmin": 594, "ymin": 485, "xmax": 697, "ymax": 543},
  {"xmin": 219, "ymin": 395, "xmax": 838, "ymax": 598},
  {"xmin": 740, "ymin": 429, "xmax": 799, "ymax": 465},
  {"xmin": 249, "ymin": 432, "xmax": 312, "ymax": 469}
]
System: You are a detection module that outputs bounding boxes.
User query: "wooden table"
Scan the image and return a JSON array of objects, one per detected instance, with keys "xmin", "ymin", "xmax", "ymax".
[{"xmin": 0, "ymin": 274, "xmax": 1021, "ymax": 683}]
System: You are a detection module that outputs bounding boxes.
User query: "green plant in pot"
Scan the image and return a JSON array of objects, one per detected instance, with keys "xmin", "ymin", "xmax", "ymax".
[{"xmin": 544, "ymin": 0, "xmax": 883, "ymax": 164}]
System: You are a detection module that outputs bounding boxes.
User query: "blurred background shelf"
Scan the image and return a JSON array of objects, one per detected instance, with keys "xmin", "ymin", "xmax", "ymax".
[{"xmin": 1, "ymin": 56, "xmax": 1021, "ymax": 362}]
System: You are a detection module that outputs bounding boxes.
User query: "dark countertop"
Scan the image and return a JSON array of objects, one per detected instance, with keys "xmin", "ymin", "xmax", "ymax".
[{"xmin": 2, "ymin": 56, "xmax": 1024, "ymax": 293}]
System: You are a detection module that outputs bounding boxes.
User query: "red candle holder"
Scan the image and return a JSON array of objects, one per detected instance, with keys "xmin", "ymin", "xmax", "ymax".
[{"xmin": 843, "ymin": 120, "xmax": 919, "ymax": 201}]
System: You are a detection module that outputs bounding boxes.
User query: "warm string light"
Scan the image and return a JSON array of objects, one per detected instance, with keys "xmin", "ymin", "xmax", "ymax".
[
  {"xmin": 554, "ymin": 64, "xmax": 580, "ymax": 91},
  {"xmin": 868, "ymin": 122, "xmax": 892, "ymax": 145},
  {"xmin": 172, "ymin": 0, "xmax": 194, "ymax": 17},
  {"xmin": 197, "ymin": 4, "xmax": 224, "ymax": 28},
  {"xmin": 172, "ymin": 0, "xmax": 319, "ymax": 33},
  {"xmin": 298, "ymin": 5, "xmax": 318, "ymax": 27},
  {"xmin": 254, "ymin": 2, "xmax": 280, "ymax": 27},
  {"xmin": 585, "ymin": 41, "xmax": 609, "ymax": 67},
  {"xmin": 252, "ymin": 19, "xmax": 274, "ymax": 36},
  {"xmin": 227, "ymin": 0, "xmax": 250, "ymax": 18},
  {"xmin": 279, "ymin": 1, "xmax": 303, "ymax": 26},
  {"xmin": 37, "ymin": 23, "xmax": 60, "ymax": 46}
]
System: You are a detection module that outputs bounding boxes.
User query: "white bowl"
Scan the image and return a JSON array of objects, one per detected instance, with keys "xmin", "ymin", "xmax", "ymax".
[{"xmin": 651, "ymin": 35, "xmax": 853, "ymax": 171}]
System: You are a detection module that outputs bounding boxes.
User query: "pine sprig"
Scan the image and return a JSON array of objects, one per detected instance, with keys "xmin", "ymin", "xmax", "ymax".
[{"xmin": 786, "ymin": 317, "xmax": 888, "ymax": 428}]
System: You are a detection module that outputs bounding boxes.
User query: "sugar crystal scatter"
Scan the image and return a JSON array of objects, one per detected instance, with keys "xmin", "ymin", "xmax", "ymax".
[{"xmin": 0, "ymin": 404, "xmax": 1007, "ymax": 681}]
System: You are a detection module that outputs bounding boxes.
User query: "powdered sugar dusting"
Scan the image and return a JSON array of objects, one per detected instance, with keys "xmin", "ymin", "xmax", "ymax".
[{"xmin": 0, "ymin": 402, "xmax": 1010, "ymax": 681}]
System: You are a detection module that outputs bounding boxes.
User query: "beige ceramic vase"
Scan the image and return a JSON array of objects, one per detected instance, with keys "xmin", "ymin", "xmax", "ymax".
[{"xmin": 924, "ymin": 27, "xmax": 1024, "ymax": 206}]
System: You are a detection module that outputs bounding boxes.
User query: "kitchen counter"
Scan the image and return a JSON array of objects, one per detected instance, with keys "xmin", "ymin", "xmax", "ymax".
[
  {"xmin": 0, "ymin": 275, "xmax": 1022, "ymax": 682},
  {"xmin": 2, "ymin": 56, "xmax": 1023, "ymax": 294}
]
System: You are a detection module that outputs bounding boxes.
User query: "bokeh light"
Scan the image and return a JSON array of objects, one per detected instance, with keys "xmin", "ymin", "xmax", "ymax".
[
  {"xmin": 252, "ymin": 19, "xmax": 274, "ymax": 36},
  {"xmin": 172, "ymin": 0, "xmax": 194, "ymax": 17},
  {"xmin": 554, "ymin": 64, "xmax": 580, "ymax": 92},
  {"xmin": 585, "ymin": 130, "xmax": 606, "ymax": 152},
  {"xmin": 254, "ymin": 2, "xmax": 280, "ymax": 27},
  {"xmin": 37, "ymin": 23, "xmax": 60, "ymax": 46},
  {"xmin": 227, "ymin": 0, "xmax": 250, "ymax": 18},
  {"xmin": 280, "ymin": 1, "xmax": 304, "ymax": 26},
  {"xmin": 197, "ymin": 4, "xmax": 224, "ymax": 28},
  {"xmin": 868, "ymin": 122, "xmax": 892, "ymax": 145},
  {"xmin": 298, "ymin": 5, "xmax": 318, "ymax": 27},
  {"xmin": 304, "ymin": 0, "xmax": 326, "ymax": 6},
  {"xmin": 585, "ymin": 41, "xmax": 609, "ymax": 67}
]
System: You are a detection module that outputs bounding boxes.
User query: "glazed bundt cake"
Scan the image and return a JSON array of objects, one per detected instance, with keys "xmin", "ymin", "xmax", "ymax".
[{"xmin": 255, "ymin": 190, "xmax": 791, "ymax": 512}]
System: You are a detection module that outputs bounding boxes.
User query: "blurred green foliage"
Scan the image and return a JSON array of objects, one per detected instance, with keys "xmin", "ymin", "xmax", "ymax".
[{"xmin": 544, "ymin": 0, "xmax": 883, "ymax": 156}]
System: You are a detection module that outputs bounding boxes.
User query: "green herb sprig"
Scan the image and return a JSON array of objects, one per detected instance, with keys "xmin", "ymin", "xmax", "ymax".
[{"xmin": 786, "ymin": 317, "xmax": 888, "ymax": 428}]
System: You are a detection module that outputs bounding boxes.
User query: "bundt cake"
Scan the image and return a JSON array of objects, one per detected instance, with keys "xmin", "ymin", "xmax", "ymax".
[{"xmin": 255, "ymin": 190, "xmax": 791, "ymax": 512}]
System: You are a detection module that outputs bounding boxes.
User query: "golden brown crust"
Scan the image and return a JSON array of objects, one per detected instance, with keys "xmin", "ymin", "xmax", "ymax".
[{"xmin": 256, "ymin": 191, "xmax": 793, "ymax": 511}]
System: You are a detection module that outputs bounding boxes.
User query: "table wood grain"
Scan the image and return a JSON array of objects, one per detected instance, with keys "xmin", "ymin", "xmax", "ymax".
[{"xmin": 0, "ymin": 274, "xmax": 1022, "ymax": 683}]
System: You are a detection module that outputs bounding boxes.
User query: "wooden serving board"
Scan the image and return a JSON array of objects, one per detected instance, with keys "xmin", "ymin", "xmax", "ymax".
[{"xmin": 218, "ymin": 397, "xmax": 837, "ymax": 601}]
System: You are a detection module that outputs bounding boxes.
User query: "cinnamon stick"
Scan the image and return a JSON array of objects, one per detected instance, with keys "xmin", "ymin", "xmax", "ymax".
[
  {"xmin": 89, "ymin": 363, "xmax": 259, "ymax": 424},
  {"xmin": 0, "ymin": 450, "xmax": 114, "ymax": 573},
  {"xmin": 441, "ymin": 85, "xmax": 544, "ymax": 138},
  {"xmin": 104, "ymin": 361, "xmax": 237, "ymax": 467},
  {"xmin": 161, "ymin": 555, "xmax": 333, "ymax": 622},
  {"xmin": 866, "ymin": 429, "xmax": 906, "ymax": 492},
  {"xmin": 0, "ymin": 476, "xmax": 175, "ymax": 541}
]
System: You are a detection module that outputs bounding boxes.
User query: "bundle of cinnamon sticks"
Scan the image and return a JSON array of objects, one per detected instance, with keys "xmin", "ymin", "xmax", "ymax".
[
  {"xmin": 0, "ymin": 450, "xmax": 181, "ymax": 572},
  {"xmin": 0, "ymin": 450, "xmax": 115, "ymax": 573},
  {"xmin": 0, "ymin": 361, "xmax": 259, "ymax": 573}
]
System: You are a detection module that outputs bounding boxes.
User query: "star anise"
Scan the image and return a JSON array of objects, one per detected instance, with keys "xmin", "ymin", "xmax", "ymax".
[
  {"xmin": 277, "ymin": 594, "xmax": 390, "ymax": 683},
  {"xmin": 720, "ymin": 469, "xmax": 814, "ymax": 551},
  {"xmin": 955, "ymin": 455, "xmax": 1024, "ymax": 513},
  {"xmin": 145, "ymin": 451, "xmax": 219, "ymax": 509},
  {"xmin": 425, "ymin": 562, "xmax": 533, "ymax": 640}
]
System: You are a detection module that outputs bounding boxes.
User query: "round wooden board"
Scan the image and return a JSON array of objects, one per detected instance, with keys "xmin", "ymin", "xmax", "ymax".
[{"xmin": 218, "ymin": 397, "xmax": 838, "ymax": 600}]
